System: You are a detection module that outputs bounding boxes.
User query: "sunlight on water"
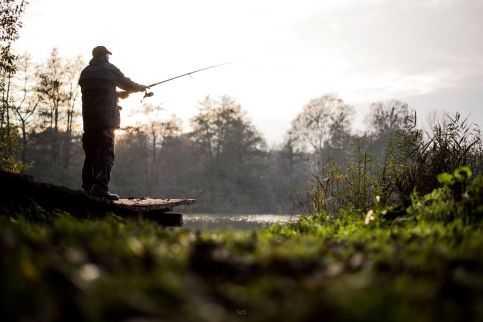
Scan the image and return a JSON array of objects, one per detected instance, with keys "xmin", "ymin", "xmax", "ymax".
[{"xmin": 182, "ymin": 214, "xmax": 300, "ymax": 231}]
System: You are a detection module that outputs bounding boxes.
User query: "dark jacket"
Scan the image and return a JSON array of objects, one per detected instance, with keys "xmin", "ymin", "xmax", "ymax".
[{"xmin": 79, "ymin": 57, "xmax": 144, "ymax": 130}]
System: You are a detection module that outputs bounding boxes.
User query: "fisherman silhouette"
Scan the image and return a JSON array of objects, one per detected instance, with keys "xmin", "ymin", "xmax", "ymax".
[{"xmin": 78, "ymin": 46, "xmax": 147, "ymax": 200}]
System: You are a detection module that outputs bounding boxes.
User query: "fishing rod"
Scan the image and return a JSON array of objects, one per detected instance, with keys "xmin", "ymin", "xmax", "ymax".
[
  {"xmin": 118, "ymin": 62, "xmax": 232, "ymax": 102},
  {"xmin": 148, "ymin": 62, "xmax": 231, "ymax": 88}
]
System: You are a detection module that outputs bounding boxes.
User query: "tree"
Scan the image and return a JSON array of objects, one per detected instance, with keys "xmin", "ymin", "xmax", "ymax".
[
  {"xmin": 269, "ymin": 134, "xmax": 311, "ymax": 212},
  {"xmin": 61, "ymin": 55, "xmax": 83, "ymax": 169},
  {"xmin": 289, "ymin": 94, "xmax": 354, "ymax": 160},
  {"xmin": 0, "ymin": 0, "xmax": 26, "ymax": 87},
  {"xmin": 191, "ymin": 96, "xmax": 265, "ymax": 166},
  {"xmin": 35, "ymin": 48, "xmax": 83, "ymax": 167},
  {"xmin": 190, "ymin": 95, "xmax": 266, "ymax": 210},
  {"xmin": 364, "ymin": 100, "xmax": 411, "ymax": 158},
  {"xmin": 139, "ymin": 103, "xmax": 183, "ymax": 189},
  {"xmin": 0, "ymin": 0, "xmax": 27, "ymax": 171},
  {"xmin": 10, "ymin": 53, "xmax": 39, "ymax": 163},
  {"xmin": 365, "ymin": 100, "xmax": 410, "ymax": 136},
  {"xmin": 110, "ymin": 126, "xmax": 150, "ymax": 196}
]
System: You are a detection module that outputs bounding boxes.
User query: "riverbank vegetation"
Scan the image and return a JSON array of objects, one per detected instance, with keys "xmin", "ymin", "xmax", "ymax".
[{"xmin": 1, "ymin": 165, "xmax": 482, "ymax": 322}]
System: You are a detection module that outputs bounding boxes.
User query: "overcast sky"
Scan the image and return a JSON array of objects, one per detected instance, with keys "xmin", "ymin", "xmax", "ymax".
[{"xmin": 15, "ymin": 0, "xmax": 483, "ymax": 145}]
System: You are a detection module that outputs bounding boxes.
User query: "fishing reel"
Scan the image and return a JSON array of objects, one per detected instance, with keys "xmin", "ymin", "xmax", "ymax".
[
  {"xmin": 118, "ymin": 90, "xmax": 154, "ymax": 103},
  {"xmin": 143, "ymin": 91, "xmax": 154, "ymax": 99},
  {"xmin": 141, "ymin": 90, "xmax": 154, "ymax": 103}
]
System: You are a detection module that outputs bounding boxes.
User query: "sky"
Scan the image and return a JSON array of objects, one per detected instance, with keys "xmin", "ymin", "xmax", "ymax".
[{"xmin": 14, "ymin": 0, "xmax": 483, "ymax": 145}]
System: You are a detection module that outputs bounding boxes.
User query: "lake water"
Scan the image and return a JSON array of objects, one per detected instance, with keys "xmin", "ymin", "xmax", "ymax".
[{"xmin": 182, "ymin": 213, "xmax": 300, "ymax": 231}]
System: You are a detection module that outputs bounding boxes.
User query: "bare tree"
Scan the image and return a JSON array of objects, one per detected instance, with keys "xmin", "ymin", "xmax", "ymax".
[
  {"xmin": 10, "ymin": 53, "xmax": 39, "ymax": 163},
  {"xmin": 364, "ymin": 100, "xmax": 411, "ymax": 158},
  {"xmin": 35, "ymin": 48, "xmax": 83, "ymax": 167},
  {"xmin": 365, "ymin": 100, "xmax": 410, "ymax": 136},
  {"xmin": 61, "ymin": 55, "xmax": 83, "ymax": 169},
  {"xmin": 289, "ymin": 94, "xmax": 354, "ymax": 155},
  {"xmin": 139, "ymin": 103, "xmax": 182, "ymax": 187}
]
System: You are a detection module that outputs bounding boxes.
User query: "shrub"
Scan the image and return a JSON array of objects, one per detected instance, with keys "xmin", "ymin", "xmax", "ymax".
[{"xmin": 408, "ymin": 167, "xmax": 483, "ymax": 224}]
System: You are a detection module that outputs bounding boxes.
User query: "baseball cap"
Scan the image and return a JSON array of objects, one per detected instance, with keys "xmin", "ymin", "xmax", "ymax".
[{"xmin": 92, "ymin": 46, "xmax": 112, "ymax": 58}]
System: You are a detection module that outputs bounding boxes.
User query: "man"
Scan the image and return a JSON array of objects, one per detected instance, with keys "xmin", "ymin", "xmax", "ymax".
[{"xmin": 79, "ymin": 46, "xmax": 147, "ymax": 200}]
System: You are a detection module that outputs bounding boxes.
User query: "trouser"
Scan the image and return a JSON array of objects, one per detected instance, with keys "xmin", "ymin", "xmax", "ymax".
[{"xmin": 82, "ymin": 127, "xmax": 115, "ymax": 194}]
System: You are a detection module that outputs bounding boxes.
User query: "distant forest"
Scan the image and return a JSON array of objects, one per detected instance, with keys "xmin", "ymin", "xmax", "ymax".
[{"xmin": 1, "ymin": 49, "xmax": 482, "ymax": 213}]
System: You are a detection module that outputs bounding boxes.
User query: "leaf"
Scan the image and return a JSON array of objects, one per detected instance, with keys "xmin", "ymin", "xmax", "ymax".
[
  {"xmin": 437, "ymin": 172, "xmax": 454, "ymax": 185},
  {"xmin": 453, "ymin": 166, "xmax": 472, "ymax": 182}
]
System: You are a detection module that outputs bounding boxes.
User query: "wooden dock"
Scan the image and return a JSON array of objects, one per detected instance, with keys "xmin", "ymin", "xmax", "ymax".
[
  {"xmin": 110, "ymin": 197, "xmax": 197, "ymax": 226},
  {"xmin": 0, "ymin": 170, "xmax": 196, "ymax": 227},
  {"xmin": 113, "ymin": 197, "xmax": 196, "ymax": 212}
]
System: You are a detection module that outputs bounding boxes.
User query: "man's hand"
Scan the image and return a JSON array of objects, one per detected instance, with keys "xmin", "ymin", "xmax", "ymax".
[
  {"xmin": 138, "ymin": 85, "xmax": 148, "ymax": 92},
  {"xmin": 117, "ymin": 91, "xmax": 130, "ymax": 99}
]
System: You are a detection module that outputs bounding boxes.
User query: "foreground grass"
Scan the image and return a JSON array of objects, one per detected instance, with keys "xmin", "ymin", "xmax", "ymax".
[{"xmin": 1, "ymin": 174, "xmax": 482, "ymax": 322}]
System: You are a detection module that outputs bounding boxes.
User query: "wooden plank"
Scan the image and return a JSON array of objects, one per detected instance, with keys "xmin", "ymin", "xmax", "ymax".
[{"xmin": 113, "ymin": 198, "xmax": 197, "ymax": 212}]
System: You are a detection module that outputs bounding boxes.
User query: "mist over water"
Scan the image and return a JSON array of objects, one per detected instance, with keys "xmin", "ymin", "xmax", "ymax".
[{"xmin": 182, "ymin": 213, "xmax": 300, "ymax": 231}]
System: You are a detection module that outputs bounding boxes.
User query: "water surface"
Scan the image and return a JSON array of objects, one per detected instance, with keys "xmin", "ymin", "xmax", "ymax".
[{"xmin": 182, "ymin": 213, "xmax": 300, "ymax": 231}]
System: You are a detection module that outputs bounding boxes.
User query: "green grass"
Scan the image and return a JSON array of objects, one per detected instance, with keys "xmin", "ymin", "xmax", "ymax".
[{"xmin": 1, "ymin": 173, "xmax": 482, "ymax": 322}]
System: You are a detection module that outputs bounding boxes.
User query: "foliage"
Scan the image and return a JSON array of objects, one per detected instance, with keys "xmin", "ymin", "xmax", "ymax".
[
  {"xmin": 188, "ymin": 95, "xmax": 269, "ymax": 211},
  {"xmin": 0, "ymin": 0, "xmax": 27, "ymax": 172},
  {"xmin": 308, "ymin": 143, "xmax": 379, "ymax": 215},
  {"xmin": 0, "ymin": 0, "xmax": 26, "ymax": 77},
  {"xmin": 383, "ymin": 112, "xmax": 482, "ymax": 203},
  {"xmin": 407, "ymin": 166, "xmax": 483, "ymax": 224},
  {"xmin": 1, "ymin": 172, "xmax": 483, "ymax": 322},
  {"xmin": 308, "ymin": 107, "xmax": 482, "ymax": 216},
  {"xmin": 305, "ymin": 101, "xmax": 413, "ymax": 215},
  {"xmin": 0, "ymin": 124, "xmax": 25, "ymax": 172}
]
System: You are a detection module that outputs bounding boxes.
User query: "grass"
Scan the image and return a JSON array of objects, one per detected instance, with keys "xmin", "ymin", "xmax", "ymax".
[{"xmin": 1, "ymin": 171, "xmax": 483, "ymax": 322}]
